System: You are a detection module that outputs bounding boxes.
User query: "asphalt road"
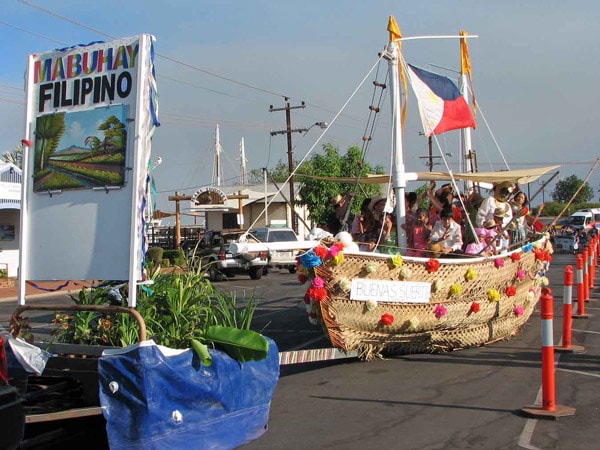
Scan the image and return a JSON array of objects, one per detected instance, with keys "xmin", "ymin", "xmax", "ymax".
[
  {"xmin": 242, "ymin": 252, "xmax": 600, "ymax": 450},
  {"xmin": 2, "ymin": 255, "xmax": 600, "ymax": 449}
]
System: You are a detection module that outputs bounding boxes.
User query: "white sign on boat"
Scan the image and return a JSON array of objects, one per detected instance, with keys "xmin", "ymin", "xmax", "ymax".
[{"xmin": 350, "ymin": 279, "xmax": 431, "ymax": 304}]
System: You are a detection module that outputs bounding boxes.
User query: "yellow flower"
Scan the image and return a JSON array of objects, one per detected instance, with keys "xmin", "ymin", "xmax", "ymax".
[
  {"xmin": 465, "ymin": 267, "xmax": 477, "ymax": 281},
  {"xmin": 407, "ymin": 316, "xmax": 420, "ymax": 331},
  {"xmin": 333, "ymin": 252, "xmax": 345, "ymax": 265},
  {"xmin": 487, "ymin": 289, "xmax": 501, "ymax": 302},
  {"xmin": 399, "ymin": 267, "xmax": 412, "ymax": 280},
  {"xmin": 450, "ymin": 283, "xmax": 462, "ymax": 296},
  {"xmin": 366, "ymin": 299, "xmax": 378, "ymax": 311},
  {"xmin": 533, "ymin": 241, "xmax": 543, "ymax": 249},
  {"xmin": 365, "ymin": 262, "xmax": 378, "ymax": 274},
  {"xmin": 338, "ymin": 278, "xmax": 352, "ymax": 292},
  {"xmin": 390, "ymin": 254, "xmax": 403, "ymax": 267},
  {"xmin": 526, "ymin": 291, "xmax": 535, "ymax": 302}
]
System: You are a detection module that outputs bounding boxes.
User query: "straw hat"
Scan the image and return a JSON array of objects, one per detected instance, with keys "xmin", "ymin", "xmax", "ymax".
[
  {"xmin": 493, "ymin": 181, "xmax": 513, "ymax": 192},
  {"xmin": 483, "ymin": 219, "xmax": 497, "ymax": 229},
  {"xmin": 493, "ymin": 204, "xmax": 509, "ymax": 218},
  {"xmin": 369, "ymin": 196, "xmax": 387, "ymax": 210},
  {"xmin": 331, "ymin": 194, "xmax": 343, "ymax": 206}
]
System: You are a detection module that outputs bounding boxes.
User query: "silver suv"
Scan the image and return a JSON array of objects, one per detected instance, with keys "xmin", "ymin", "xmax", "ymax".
[
  {"xmin": 186, "ymin": 230, "xmax": 268, "ymax": 281},
  {"xmin": 250, "ymin": 227, "xmax": 300, "ymax": 273}
]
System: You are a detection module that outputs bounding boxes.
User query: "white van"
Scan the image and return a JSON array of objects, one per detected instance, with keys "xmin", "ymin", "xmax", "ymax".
[{"xmin": 569, "ymin": 210, "xmax": 594, "ymax": 232}]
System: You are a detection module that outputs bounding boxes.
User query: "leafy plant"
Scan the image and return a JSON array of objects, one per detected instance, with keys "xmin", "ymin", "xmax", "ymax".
[{"xmin": 49, "ymin": 268, "xmax": 262, "ymax": 359}]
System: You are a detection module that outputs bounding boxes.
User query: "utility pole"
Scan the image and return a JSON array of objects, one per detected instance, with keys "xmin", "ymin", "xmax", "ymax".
[{"xmin": 269, "ymin": 98, "xmax": 306, "ymax": 233}]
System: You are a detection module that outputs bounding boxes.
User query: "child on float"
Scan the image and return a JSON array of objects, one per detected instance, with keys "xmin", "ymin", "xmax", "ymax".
[
  {"xmin": 409, "ymin": 208, "xmax": 432, "ymax": 257},
  {"xmin": 465, "ymin": 227, "xmax": 493, "ymax": 256}
]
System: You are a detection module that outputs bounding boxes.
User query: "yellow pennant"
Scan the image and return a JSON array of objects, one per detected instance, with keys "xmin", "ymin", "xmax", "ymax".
[
  {"xmin": 460, "ymin": 30, "xmax": 477, "ymax": 116},
  {"xmin": 387, "ymin": 16, "xmax": 408, "ymax": 129}
]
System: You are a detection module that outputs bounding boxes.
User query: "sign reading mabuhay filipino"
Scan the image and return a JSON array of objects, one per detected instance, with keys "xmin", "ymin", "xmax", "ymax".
[{"xmin": 350, "ymin": 279, "xmax": 431, "ymax": 304}]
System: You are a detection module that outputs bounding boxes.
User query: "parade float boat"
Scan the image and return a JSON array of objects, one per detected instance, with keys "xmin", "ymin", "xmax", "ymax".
[{"xmin": 234, "ymin": 17, "xmax": 557, "ymax": 360}]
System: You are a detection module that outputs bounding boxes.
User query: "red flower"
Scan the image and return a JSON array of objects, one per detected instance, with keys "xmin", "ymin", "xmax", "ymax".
[
  {"xmin": 303, "ymin": 292, "xmax": 311, "ymax": 304},
  {"xmin": 380, "ymin": 313, "xmax": 394, "ymax": 326},
  {"xmin": 21, "ymin": 139, "xmax": 31, "ymax": 147},
  {"xmin": 534, "ymin": 249, "xmax": 550, "ymax": 261},
  {"xmin": 307, "ymin": 286, "xmax": 327, "ymax": 301},
  {"xmin": 314, "ymin": 246, "xmax": 328, "ymax": 260},
  {"xmin": 506, "ymin": 285, "xmax": 517, "ymax": 297},
  {"xmin": 298, "ymin": 273, "xmax": 308, "ymax": 284},
  {"xmin": 426, "ymin": 258, "xmax": 440, "ymax": 273},
  {"xmin": 511, "ymin": 253, "xmax": 521, "ymax": 262},
  {"xmin": 470, "ymin": 302, "xmax": 480, "ymax": 313}
]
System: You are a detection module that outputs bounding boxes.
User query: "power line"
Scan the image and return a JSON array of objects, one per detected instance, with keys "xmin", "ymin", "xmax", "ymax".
[
  {"xmin": 18, "ymin": 0, "xmax": 287, "ymax": 99},
  {"xmin": 0, "ymin": 19, "xmax": 67, "ymax": 46}
]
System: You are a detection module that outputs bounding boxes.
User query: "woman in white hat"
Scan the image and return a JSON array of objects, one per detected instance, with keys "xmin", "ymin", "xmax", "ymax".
[{"xmin": 476, "ymin": 181, "xmax": 513, "ymax": 228}]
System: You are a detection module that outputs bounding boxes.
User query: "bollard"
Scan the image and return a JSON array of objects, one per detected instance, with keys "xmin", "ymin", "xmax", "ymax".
[
  {"xmin": 590, "ymin": 243, "xmax": 596, "ymax": 289},
  {"xmin": 556, "ymin": 265, "xmax": 585, "ymax": 353},
  {"xmin": 573, "ymin": 254, "xmax": 590, "ymax": 319},
  {"xmin": 583, "ymin": 247, "xmax": 589, "ymax": 301},
  {"xmin": 522, "ymin": 288, "xmax": 576, "ymax": 418}
]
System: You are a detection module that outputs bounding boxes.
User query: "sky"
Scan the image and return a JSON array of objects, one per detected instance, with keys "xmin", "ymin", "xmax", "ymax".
[{"xmin": 2, "ymin": 0, "xmax": 600, "ymax": 223}]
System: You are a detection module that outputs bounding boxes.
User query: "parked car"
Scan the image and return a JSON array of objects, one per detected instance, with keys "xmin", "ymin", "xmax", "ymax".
[
  {"xmin": 186, "ymin": 230, "xmax": 268, "ymax": 281},
  {"xmin": 250, "ymin": 227, "xmax": 300, "ymax": 273}
]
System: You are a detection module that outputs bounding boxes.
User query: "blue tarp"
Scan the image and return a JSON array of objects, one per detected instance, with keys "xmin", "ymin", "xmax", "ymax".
[{"xmin": 98, "ymin": 337, "xmax": 279, "ymax": 449}]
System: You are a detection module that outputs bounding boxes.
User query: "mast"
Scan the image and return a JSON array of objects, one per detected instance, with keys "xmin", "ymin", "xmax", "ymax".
[
  {"xmin": 239, "ymin": 137, "xmax": 248, "ymax": 185},
  {"xmin": 459, "ymin": 31, "xmax": 475, "ymax": 192},
  {"xmin": 213, "ymin": 124, "xmax": 223, "ymax": 186},
  {"xmin": 386, "ymin": 40, "xmax": 407, "ymax": 249}
]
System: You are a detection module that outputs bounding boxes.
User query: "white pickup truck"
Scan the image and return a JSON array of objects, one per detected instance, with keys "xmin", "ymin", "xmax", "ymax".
[{"xmin": 185, "ymin": 230, "xmax": 268, "ymax": 281}]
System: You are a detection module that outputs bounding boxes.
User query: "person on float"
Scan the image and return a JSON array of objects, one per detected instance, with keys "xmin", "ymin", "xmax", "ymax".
[
  {"xmin": 476, "ymin": 181, "xmax": 514, "ymax": 229},
  {"xmin": 427, "ymin": 207, "xmax": 463, "ymax": 258}
]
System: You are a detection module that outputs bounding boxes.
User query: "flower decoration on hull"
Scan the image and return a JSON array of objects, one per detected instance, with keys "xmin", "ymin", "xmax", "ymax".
[
  {"xmin": 380, "ymin": 313, "xmax": 394, "ymax": 326},
  {"xmin": 449, "ymin": 283, "xmax": 462, "ymax": 296},
  {"xmin": 487, "ymin": 289, "xmax": 501, "ymax": 302},
  {"xmin": 434, "ymin": 304, "xmax": 447, "ymax": 319},
  {"xmin": 426, "ymin": 258, "xmax": 440, "ymax": 273},
  {"xmin": 465, "ymin": 267, "xmax": 477, "ymax": 281}
]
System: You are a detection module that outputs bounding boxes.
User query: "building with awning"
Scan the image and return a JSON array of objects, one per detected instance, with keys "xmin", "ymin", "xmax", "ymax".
[
  {"xmin": 188, "ymin": 183, "xmax": 311, "ymax": 237},
  {"xmin": 0, "ymin": 162, "xmax": 22, "ymax": 277}
]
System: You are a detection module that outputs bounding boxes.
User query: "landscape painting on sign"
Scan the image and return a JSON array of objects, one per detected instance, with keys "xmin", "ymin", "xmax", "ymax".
[{"xmin": 33, "ymin": 105, "xmax": 128, "ymax": 192}]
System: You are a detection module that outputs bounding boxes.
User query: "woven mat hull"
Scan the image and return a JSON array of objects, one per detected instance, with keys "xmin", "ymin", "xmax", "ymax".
[{"xmin": 315, "ymin": 239, "xmax": 550, "ymax": 360}]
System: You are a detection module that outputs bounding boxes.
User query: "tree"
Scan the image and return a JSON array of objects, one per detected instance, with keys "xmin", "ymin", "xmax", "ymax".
[
  {"xmin": 551, "ymin": 175, "xmax": 593, "ymax": 204},
  {"xmin": 1, "ymin": 142, "xmax": 23, "ymax": 168},
  {"xmin": 295, "ymin": 143, "xmax": 384, "ymax": 226},
  {"xmin": 248, "ymin": 160, "xmax": 289, "ymax": 184},
  {"xmin": 35, "ymin": 113, "xmax": 66, "ymax": 170}
]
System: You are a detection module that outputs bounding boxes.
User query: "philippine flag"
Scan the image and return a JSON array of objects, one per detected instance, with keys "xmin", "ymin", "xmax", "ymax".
[{"xmin": 406, "ymin": 63, "xmax": 476, "ymax": 137}]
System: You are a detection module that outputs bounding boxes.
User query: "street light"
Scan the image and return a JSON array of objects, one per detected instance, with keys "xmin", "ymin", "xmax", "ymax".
[{"xmin": 270, "ymin": 121, "xmax": 328, "ymax": 232}]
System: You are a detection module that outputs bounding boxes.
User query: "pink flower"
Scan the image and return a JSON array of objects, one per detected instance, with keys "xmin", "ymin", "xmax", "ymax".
[
  {"xmin": 329, "ymin": 245, "xmax": 341, "ymax": 257},
  {"xmin": 312, "ymin": 276, "xmax": 325, "ymax": 288},
  {"xmin": 514, "ymin": 306, "xmax": 524, "ymax": 317},
  {"xmin": 434, "ymin": 304, "xmax": 447, "ymax": 319},
  {"xmin": 494, "ymin": 258, "xmax": 505, "ymax": 268},
  {"xmin": 517, "ymin": 269, "xmax": 526, "ymax": 281}
]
